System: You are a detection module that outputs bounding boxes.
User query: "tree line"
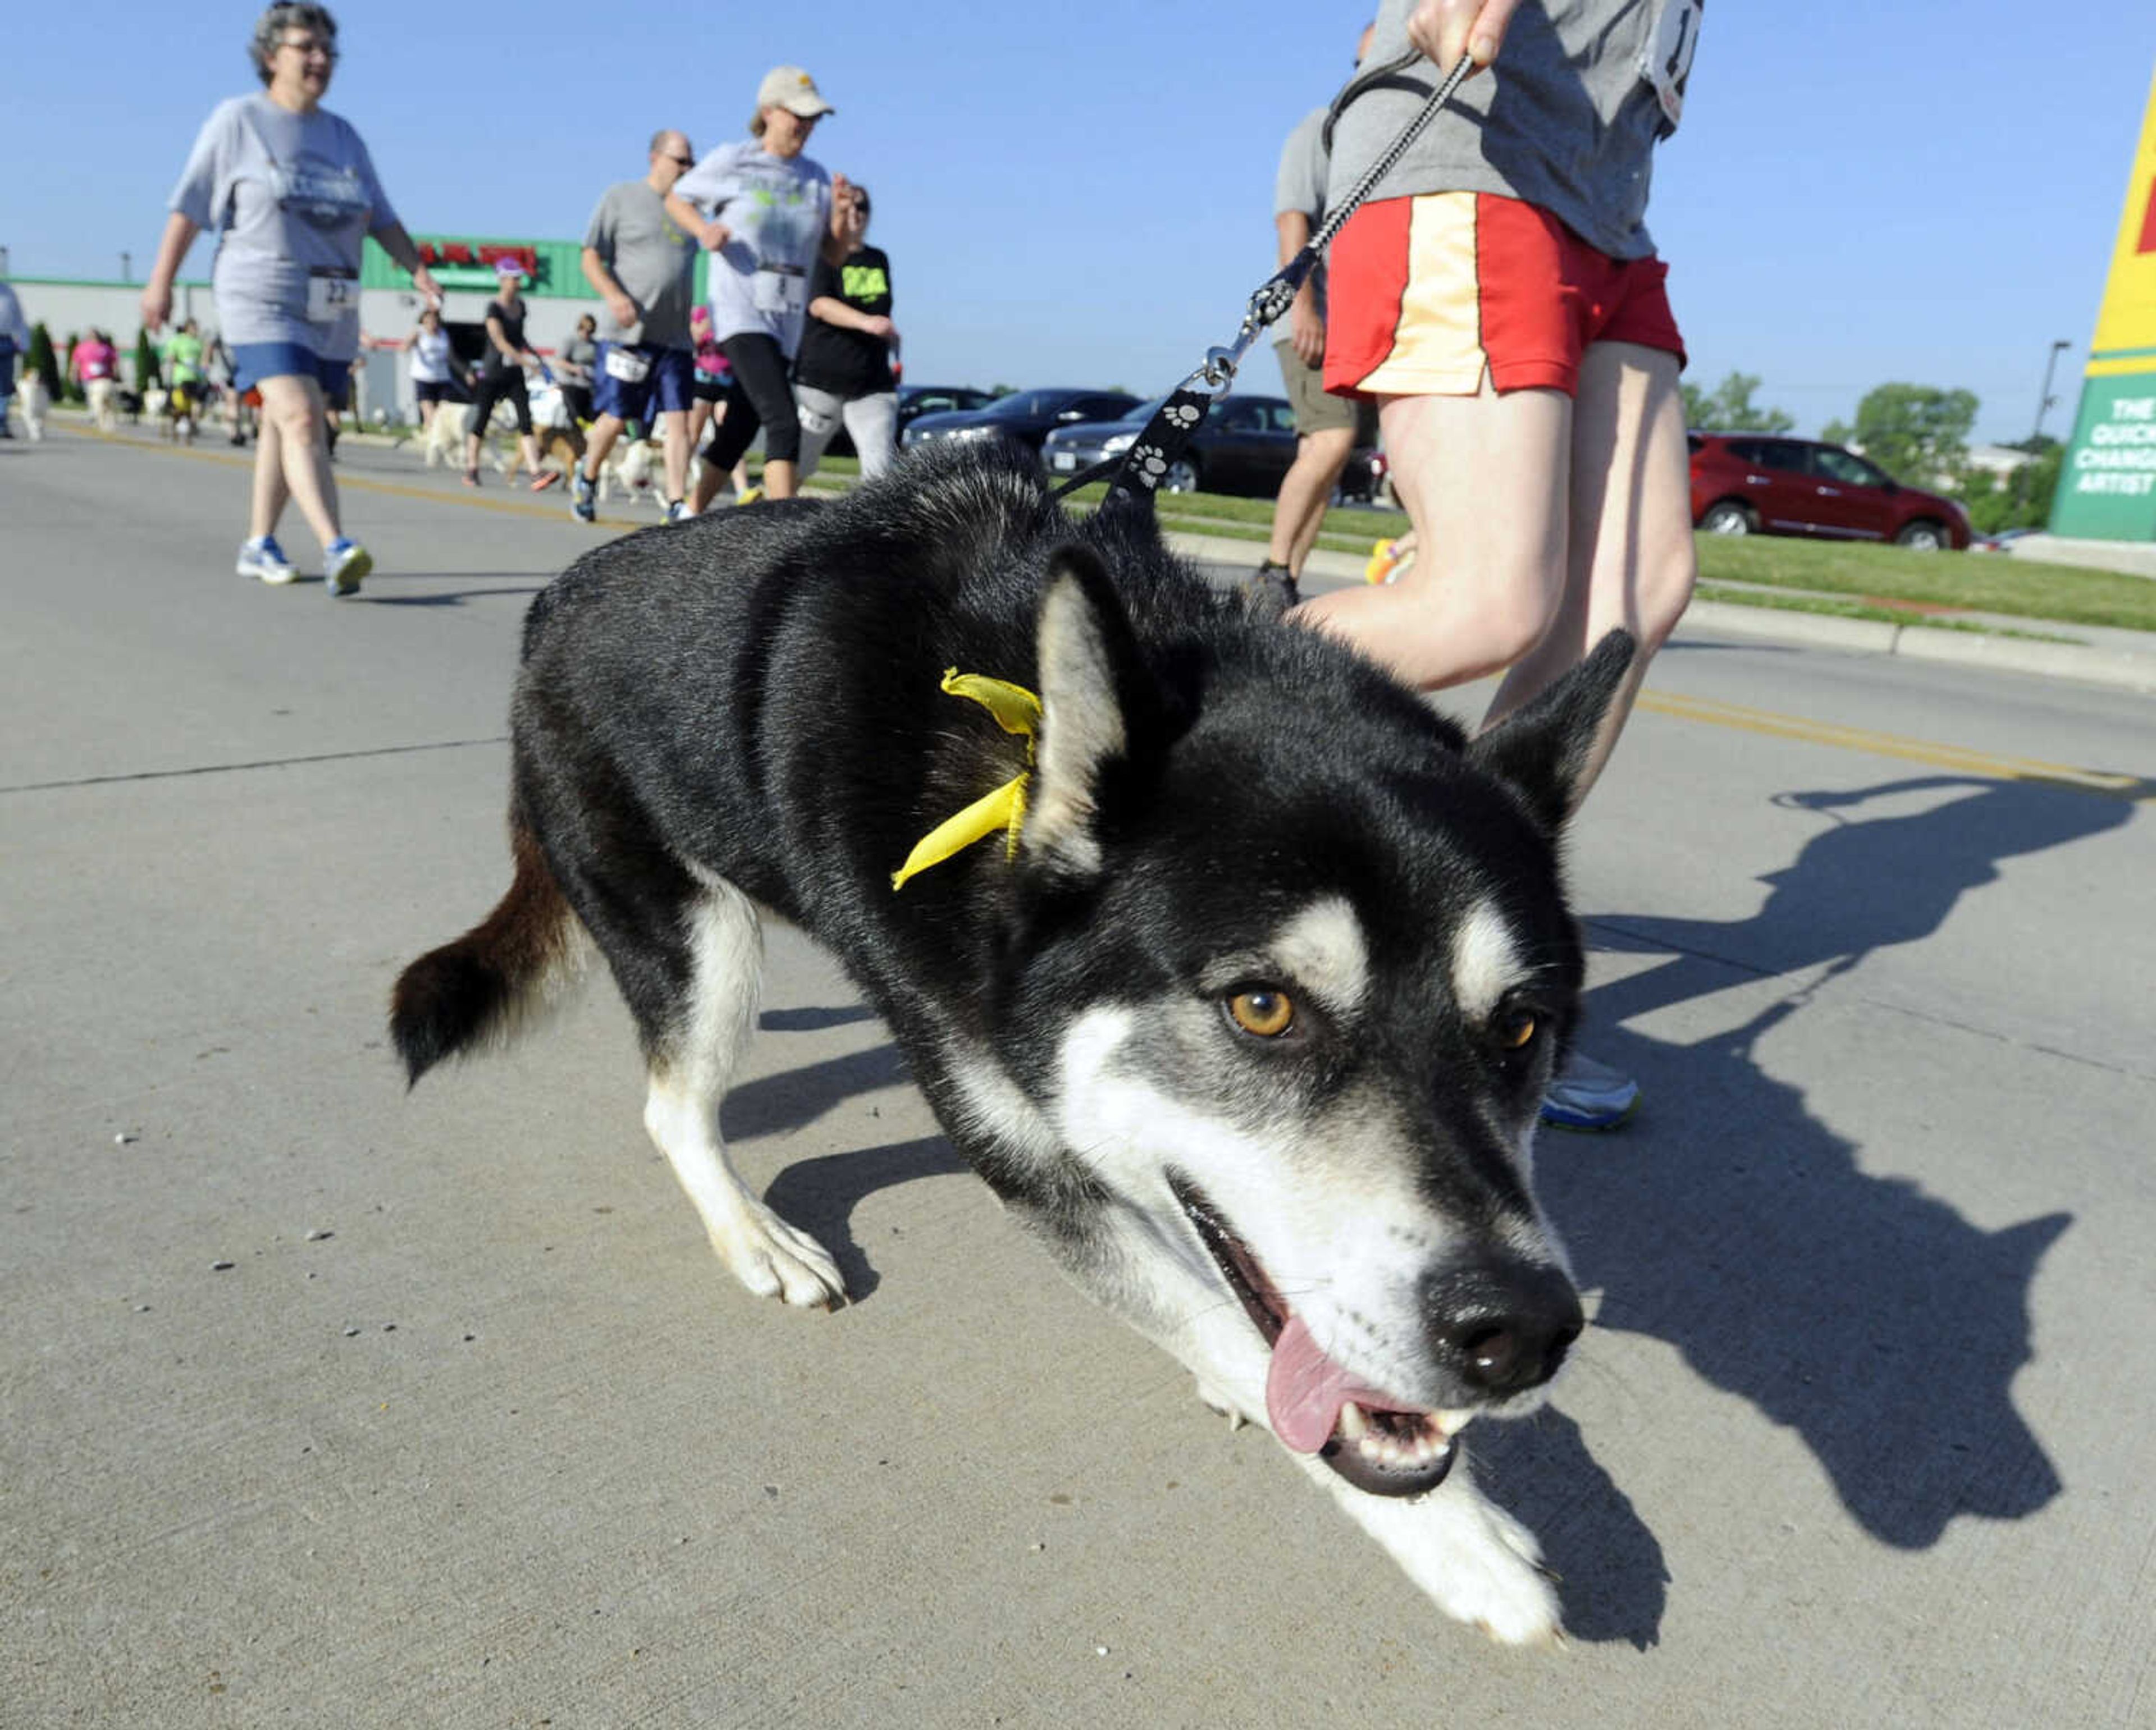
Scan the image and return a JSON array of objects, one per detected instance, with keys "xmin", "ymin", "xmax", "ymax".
[{"xmin": 1682, "ymin": 371, "xmax": 2061, "ymax": 535}]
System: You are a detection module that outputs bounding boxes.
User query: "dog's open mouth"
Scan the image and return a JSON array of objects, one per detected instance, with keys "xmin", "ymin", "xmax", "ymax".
[{"xmin": 1170, "ymin": 1175, "xmax": 1456, "ymax": 1498}]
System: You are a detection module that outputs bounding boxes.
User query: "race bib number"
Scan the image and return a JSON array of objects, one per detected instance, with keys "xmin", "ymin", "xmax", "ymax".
[
  {"xmin": 305, "ymin": 271, "xmax": 357, "ymax": 323},
  {"xmin": 753, "ymin": 264, "xmax": 808, "ymax": 318},
  {"xmin": 1636, "ymin": 0, "xmax": 1701, "ymax": 130},
  {"xmin": 604, "ymin": 345, "xmax": 652, "ymax": 384}
]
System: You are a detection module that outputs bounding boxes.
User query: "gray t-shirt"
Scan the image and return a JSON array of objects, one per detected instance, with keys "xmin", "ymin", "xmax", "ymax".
[
  {"xmin": 1273, "ymin": 107, "xmax": 1332, "ymax": 324},
  {"xmin": 1325, "ymin": 0, "xmax": 1697, "ymax": 262},
  {"xmin": 581, "ymin": 179, "xmax": 697, "ymax": 351},
  {"xmin": 672, "ymin": 140, "xmax": 833, "ymax": 354},
  {"xmin": 168, "ymin": 92, "xmax": 397, "ymax": 359}
]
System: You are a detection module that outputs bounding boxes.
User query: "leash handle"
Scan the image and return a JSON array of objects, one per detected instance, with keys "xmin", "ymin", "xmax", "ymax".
[{"xmin": 1080, "ymin": 53, "xmax": 1477, "ymax": 516}]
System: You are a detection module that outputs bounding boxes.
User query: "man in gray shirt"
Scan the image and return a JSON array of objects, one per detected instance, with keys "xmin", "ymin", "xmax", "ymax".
[
  {"xmin": 570, "ymin": 129, "xmax": 700, "ymax": 524},
  {"xmin": 1254, "ymin": 23, "xmax": 1381, "ymax": 605}
]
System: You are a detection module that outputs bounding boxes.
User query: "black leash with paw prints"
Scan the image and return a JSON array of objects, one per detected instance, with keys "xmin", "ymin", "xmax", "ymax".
[{"xmin": 1054, "ymin": 51, "xmax": 1477, "ymax": 515}]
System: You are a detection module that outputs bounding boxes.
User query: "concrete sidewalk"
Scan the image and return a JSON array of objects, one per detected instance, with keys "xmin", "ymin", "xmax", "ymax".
[{"xmin": 6, "ymin": 429, "xmax": 2154, "ymax": 1728}]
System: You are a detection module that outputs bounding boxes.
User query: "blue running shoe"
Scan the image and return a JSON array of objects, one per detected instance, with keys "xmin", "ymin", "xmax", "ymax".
[
  {"xmin": 325, "ymin": 537, "xmax": 372, "ymax": 597},
  {"xmin": 237, "ymin": 535, "xmax": 296, "ymax": 585},
  {"xmin": 1540, "ymin": 1050, "xmax": 1641, "ymax": 1132},
  {"xmin": 571, "ymin": 468, "xmax": 597, "ymax": 524}
]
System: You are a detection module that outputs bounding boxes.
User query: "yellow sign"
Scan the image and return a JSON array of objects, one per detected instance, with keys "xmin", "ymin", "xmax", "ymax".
[
  {"xmin": 2089, "ymin": 61, "xmax": 2156, "ymax": 372},
  {"xmin": 2052, "ymin": 61, "xmax": 2156, "ymax": 538}
]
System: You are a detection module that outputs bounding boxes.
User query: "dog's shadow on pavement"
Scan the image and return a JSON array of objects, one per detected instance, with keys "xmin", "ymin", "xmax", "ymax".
[
  {"xmin": 1518, "ymin": 770, "xmax": 2144, "ymax": 1643},
  {"xmin": 728, "ymin": 1008, "xmax": 967, "ymax": 1300}
]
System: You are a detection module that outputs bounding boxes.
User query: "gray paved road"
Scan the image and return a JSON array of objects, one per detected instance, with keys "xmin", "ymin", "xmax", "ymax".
[{"xmin": 5, "ymin": 429, "xmax": 2153, "ymax": 1728}]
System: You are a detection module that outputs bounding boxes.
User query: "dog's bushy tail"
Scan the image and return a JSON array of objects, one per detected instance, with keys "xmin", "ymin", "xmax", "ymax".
[{"xmin": 390, "ymin": 809, "xmax": 587, "ymax": 1086}]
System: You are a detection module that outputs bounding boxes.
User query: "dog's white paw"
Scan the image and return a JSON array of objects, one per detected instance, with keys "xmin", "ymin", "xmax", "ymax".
[
  {"xmin": 1324, "ymin": 1459, "xmax": 1564, "ymax": 1648},
  {"xmin": 709, "ymin": 1201, "xmax": 847, "ymax": 1310},
  {"xmin": 1420, "ymin": 1499, "xmax": 1562, "ymax": 1647}
]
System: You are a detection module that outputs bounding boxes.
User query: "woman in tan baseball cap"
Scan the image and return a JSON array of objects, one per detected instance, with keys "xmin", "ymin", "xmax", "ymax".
[
  {"xmin": 664, "ymin": 67, "xmax": 854, "ymax": 511},
  {"xmin": 749, "ymin": 64, "xmax": 835, "ymax": 136}
]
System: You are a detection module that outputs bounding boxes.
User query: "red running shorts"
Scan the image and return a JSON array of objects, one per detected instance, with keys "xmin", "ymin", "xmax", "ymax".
[{"xmin": 1323, "ymin": 190, "xmax": 1685, "ymax": 399}]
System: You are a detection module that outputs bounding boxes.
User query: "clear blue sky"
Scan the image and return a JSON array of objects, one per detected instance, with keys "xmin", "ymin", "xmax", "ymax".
[{"xmin": 6, "ymin": 1, "xmax": 2150, "ymax": 446}]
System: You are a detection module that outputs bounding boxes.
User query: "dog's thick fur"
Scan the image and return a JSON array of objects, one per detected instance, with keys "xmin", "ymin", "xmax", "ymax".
[
  {"xmin": 419, "ymin": 401, "xmax": 501, "ymax": 472},
  {"xmin": 417, "ymin": 399, "xmax": 584, "ymax": 481},
  {"xmin": 14, "ymin": 368, "xmax": 50, "ymax": 440},
  {"xmin": 593, "ymin": 434, "xmax": 660, "ymax": 505},
  {"xmin": 391, "ymin": 443, "xmax": 1633, "ymax": 1643},
  {"xmin": 91, "ymin": 377, "xmax": 124, "ymax": 435}
]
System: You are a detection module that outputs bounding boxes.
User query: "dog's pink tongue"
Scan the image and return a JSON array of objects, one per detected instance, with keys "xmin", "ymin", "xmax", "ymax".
[{"xmin": 1265, "ymin": 1315, "xmax": 1424, "ymax": 1453}]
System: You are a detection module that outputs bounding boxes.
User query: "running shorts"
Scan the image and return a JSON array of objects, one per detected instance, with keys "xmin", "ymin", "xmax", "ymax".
[{"xmin": 1324, "ymin": 191, "xmax": 1684, "ymax": 400}]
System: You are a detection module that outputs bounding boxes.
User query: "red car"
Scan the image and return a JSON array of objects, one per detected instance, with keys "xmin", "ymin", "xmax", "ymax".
[{"xmin": 1689, "ymin": 433, "xmax": 1970, "ymax": 551}]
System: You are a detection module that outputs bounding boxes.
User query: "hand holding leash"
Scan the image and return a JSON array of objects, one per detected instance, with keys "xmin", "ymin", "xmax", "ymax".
[{"xmin": 1405, "ymin": 0, "xmax": 1523, "ymax": 75}]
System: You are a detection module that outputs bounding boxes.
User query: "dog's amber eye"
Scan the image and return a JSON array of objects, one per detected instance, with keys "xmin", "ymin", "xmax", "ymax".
[
  {"xmin": 1496, "ymin": 1008, "xmax": 1537, "ymax": 1050},
  {"xmin": 1227, "ymin": 988, "xmax": 1296, "ymax": 1039}
]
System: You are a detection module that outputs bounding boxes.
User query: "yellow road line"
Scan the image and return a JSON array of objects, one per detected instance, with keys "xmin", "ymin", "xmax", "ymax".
[
  {"xmin": 58, "ymin": 424, "xmax": 648, "ymax": 528},
  {"xmin": 1636, "ymin": 690, "xmax": 2152, "ymax": 800}
]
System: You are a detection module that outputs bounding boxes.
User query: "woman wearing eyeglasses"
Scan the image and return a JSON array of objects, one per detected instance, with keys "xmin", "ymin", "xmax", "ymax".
[{"xmin": 140, "ymin": 3, "xmax": 438, "ymax": 596}]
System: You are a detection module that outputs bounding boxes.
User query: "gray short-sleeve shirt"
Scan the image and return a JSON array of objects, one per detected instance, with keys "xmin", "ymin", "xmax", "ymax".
[
  {"xmin": 1274, "ymin": 107, "xmax": 1332, "ymax": 322},
  {"xmin": 582, "ymin": 179, "xmax": 697, "ymax": 351},
  {"xmin": 673, "ymin": 140, "xmax": 833, "ymax": 354},
  {"xmin": 168, "ymin": 93, "xmax": 396, "ymax": 359},
  {"xmin": 1324, "ymin": 0, "xmax": 1694, "ymax": 261}
]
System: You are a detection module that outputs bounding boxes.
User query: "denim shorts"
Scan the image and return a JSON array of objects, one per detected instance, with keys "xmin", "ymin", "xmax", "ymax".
[
  {"xmin": 591, "ymin": 344, "xmax": 693, "ymax": 425},
  {"xmin": 230, "ymin": 341, "xmax": 352, "ymax": 409}
]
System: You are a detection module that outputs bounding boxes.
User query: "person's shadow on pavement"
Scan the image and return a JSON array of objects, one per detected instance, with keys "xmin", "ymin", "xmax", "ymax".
[
  {"xmin": 1496, "ymin": 770, "xmax": 2143, "ymax": 1642},
  {"xmin": 730, "ymin": 771, "xmax": 2139, "ymax": 1645}
]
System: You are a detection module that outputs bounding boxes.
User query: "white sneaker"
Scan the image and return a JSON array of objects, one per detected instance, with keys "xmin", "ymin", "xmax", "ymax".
[
  {"xmin": 237, "ymin": 536, "xmax": 296, "ymax": 585},
  {"xmin": 324, "ymin": 538, "xmax": 372, "ymax": 597}
]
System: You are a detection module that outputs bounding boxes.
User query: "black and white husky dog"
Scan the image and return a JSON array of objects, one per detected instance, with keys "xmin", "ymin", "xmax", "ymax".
[{"xmin": 392, "ymin": 442, "xmax": 1633, "ymax": 1644}]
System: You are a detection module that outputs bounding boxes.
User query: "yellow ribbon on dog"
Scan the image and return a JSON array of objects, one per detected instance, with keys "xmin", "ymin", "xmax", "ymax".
[{"xmin": 889, "ymin": 670, "xmax": 1042, "ymax": 890}]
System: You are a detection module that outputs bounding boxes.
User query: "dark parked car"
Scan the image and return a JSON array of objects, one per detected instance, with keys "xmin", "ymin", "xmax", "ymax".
[
  {"xmin": 1041, "ymin": 393, "xmax": 1385, "ymax": 500},
  {"xmin": 901, "ymin": 387, "xmax": 1143, "ymax": 455},
  {"xmin": 1689, "ymin": 432, "xmax": 1970, "ymax": 551},
  {"xmin": 825, "ymin": 383, "xmax": 995, "ymax": 458}
]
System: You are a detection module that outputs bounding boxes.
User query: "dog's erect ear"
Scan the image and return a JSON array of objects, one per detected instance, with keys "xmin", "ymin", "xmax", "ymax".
[
  {"xmin": 1023, "ymin": 546, "xmax": 1143, "ymax": 883},
  {"xmin": 1465, "ymin": 629, "xmax": 1637, "ymax": 835}
]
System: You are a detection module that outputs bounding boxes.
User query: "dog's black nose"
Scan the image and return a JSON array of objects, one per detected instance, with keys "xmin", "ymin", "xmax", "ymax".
[{"xmin": 1423, "ymin": 1258, "xmax": 1584, "ymax": 1398}]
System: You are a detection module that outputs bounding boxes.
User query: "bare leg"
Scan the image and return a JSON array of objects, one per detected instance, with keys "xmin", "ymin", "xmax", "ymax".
[
  {"xmin": 581, "ymin": 413, "xmax": 624, "ymax": 482},
  {"xmin": 761, "ymin": 457, "xmax": 798, "ymax": 501},
  {"xmin": 689, "ymin": 449, "xmax": 724, "ymax": 514},
  {"xmin": 1292, "ymin": 377, "xmax": 1571, "ymax": 690},
  {"xmin": 657, "ymin": 409, "xmax": 690, "ymax": 501},
  {"xmin": 1481, "ymin": 342, "xmax": 1697, "ymax": 799},
  {"xmin": 1268, "ymin": 425, "xmax": 1355, "ymax": 575},
  {"xmin": 252, "ymin": 374, "xmax": 341, "ymax": 549}
]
